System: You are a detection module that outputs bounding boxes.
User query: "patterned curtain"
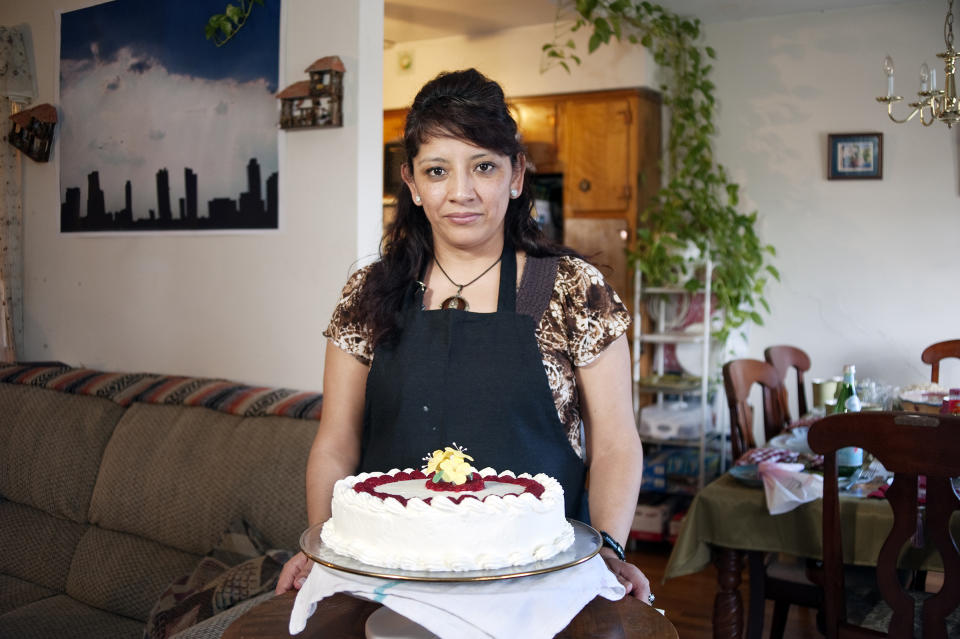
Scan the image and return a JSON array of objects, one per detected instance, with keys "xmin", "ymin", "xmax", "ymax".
[
  {"xmin": 0, "ymin": 25, "xmax": 36, "ymax": 362},
  {"xmin": 1, "ymin": 97, "xmax": 23, "ymax": 361}
]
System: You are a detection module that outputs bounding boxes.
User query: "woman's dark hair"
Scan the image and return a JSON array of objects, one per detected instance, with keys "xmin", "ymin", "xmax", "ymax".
[{"xmin": 358, "ymin": 68, "xmax": 575, "ymax": 348}]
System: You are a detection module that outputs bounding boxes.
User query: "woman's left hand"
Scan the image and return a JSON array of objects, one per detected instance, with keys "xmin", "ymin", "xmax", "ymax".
[{"xmin": 599, "ymin": 548, "xmax": 652, "ymax": 603}]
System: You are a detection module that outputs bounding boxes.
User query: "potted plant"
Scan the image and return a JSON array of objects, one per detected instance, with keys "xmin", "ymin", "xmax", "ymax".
[{"xmin": 543, "ymin": 0, "xmax": 778, "ymax": 347}]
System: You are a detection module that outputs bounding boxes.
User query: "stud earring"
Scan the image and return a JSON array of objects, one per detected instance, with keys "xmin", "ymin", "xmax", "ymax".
[
  {"xmin": 510, "ymin": 188, "xmax": 519, "ymax": 198},
  {"xmin": 414, "ymin": 195, "xmax": 422, "ymax": 205}
]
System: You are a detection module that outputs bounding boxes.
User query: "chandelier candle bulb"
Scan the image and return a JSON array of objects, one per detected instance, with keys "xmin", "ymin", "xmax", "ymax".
[
  {"xmin": 932, "ymin": 67, "xmax": 938, "ymax": 91},
  {"xmin": 884, "ymin": 55, "xmax": 895, "ymax": 96},
  {"xmin": 921, "ymin": 62, "xmax": 930, "ymax": 92}
]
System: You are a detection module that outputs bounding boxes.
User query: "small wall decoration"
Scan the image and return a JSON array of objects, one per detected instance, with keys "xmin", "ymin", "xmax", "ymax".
[
  {"xmin": 8, "ymin": 103, "xmax": 57, "ymax": 163},
  {"xmin": 276, "ymin": 56, "xmax": 344, "ymax": 129},
  {"xmin": 827, "ymin": 132, "xmax": 883, "ymax": 180}
]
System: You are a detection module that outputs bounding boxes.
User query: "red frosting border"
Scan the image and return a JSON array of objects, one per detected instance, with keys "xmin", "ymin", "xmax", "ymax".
[
  {"xmin": 352, "ymin": 470, "xmax": 545, "ymax": 506},
  {"xmin": 424, "ymin": 472, "xmax": 486, "ymax": 492}
]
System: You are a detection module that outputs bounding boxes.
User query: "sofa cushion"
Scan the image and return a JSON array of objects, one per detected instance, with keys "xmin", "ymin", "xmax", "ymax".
[
  {"xmin": 0, "ymin": 383, "xmax": 124, "ymax": 522},
  {"xmin": 0, "ymin": 501, "xmax": 86, "ymax": 590},
  {"xmin": 0, "ymin": 594, "xmax": 144, "ymax": 639},
  {"xmin": 88, "ymin": 403, "xmax": 312, "ymax": 554},
  {"xmin": 65, "ymin": 525, "xmax": 200, "ymax": 623},
  {"xmin": 145, "ymin": 519, "xmax": 291, "ymax": 639},
  {"xmin": 0, "ymin": 574, "xmax": 56, "ymax": 615}
]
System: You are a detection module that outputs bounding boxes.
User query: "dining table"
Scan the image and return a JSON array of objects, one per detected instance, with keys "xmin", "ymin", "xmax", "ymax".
[{"xmin": 664, "ymin": 449, "xmax": 960, "ymax": 639}]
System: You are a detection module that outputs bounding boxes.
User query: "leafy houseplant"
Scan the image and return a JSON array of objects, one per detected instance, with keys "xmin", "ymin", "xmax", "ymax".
[
  {"xmin": 205, "ymin": 0, "xmax": 265, "ymax": 47},
  {"xmin": 543, "ymin": 0, "xmax": 778, "ymax": 345}
]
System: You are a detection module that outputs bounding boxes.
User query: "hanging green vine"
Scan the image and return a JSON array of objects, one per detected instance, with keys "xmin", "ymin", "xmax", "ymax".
[
  {"xmin": 543, "ymin": 0, "xmax": 778, "ymax": 343},
  {"xmin": 205, "ymin": 0, "xmax": 265, "ymax": 47}
]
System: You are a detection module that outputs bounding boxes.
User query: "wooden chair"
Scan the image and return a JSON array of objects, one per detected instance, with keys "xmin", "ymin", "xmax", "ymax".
[
  {"xmin": 808, "ymin": 412, "xmax": 960, "ymax": 638},
  {"xmin": 722, "ymin": 358, "xmax": 820, "ymax": 638},
  {"xmin": 722, "ymin": 358, "xmax": 788, "ymax": 461},
  {"xmin": 764, "ymin": 345, "xmax": 810, "ymax": 423},
  {"xmin": 921, "ymin": 339, "xmax": 960, "ymax": 383}
]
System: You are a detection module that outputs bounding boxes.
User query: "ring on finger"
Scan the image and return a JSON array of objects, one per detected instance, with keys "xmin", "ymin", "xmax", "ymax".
[{"xmin": 648, "ymin": 592, "xmax": 656, "ymax": 605}]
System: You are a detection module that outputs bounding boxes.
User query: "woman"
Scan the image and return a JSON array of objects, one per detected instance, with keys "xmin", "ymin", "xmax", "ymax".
[{"xmin": 277, "ymin": 69, "xmax": 649, "ymax": 601}]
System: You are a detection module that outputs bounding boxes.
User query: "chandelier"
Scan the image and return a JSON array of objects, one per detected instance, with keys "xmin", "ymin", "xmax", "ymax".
[{"xmin": 877, "ymin": 0, "xmax": 960, "ymax": 127}]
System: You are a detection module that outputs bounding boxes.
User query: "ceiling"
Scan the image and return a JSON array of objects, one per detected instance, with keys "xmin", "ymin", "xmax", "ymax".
[{"xmin": 383, "ymin": 0, "xmax": 911, "ymax": 45}]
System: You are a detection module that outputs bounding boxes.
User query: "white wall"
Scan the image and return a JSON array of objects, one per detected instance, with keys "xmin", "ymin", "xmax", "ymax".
[
  {"xmin": 706, "ymin": 0, "xmax": 960, "ymax": 396},
  {"xmin": 383, "ymin": 21, "xmax": 656, "ymax": 109},
  {"xmin": 2, "ymin": 0, "xmax": 383, "ymax": 390},
  {"xmin": 384, "ymin": 1, "xmax": 960, "ymax": 405}
]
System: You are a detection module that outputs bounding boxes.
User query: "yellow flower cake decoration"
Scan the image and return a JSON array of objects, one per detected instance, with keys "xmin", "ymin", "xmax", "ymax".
[{"xmin": 423, "ymin": 443, "xmax": 476, "ymax": 486}]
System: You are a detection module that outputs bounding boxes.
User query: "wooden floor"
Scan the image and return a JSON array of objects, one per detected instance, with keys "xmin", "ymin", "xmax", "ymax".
[{"xmin": 627, "ymin": 542, "xmax": 823, "ymax": 639}]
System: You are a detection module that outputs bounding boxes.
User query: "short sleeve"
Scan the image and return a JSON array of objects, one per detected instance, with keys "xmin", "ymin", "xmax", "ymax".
[
  {"xmin": 322, "ymin": 265, "xmax": 375, "ymax": 366},
  {"xmin": 558, "ymin": 257, "xmax": 631, "ymax": 367}
]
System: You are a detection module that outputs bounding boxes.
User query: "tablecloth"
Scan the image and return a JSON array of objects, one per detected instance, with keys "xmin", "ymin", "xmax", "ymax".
[{"xmin": 664, "ymin": 474, "xmax": 958, "ymax": 581}]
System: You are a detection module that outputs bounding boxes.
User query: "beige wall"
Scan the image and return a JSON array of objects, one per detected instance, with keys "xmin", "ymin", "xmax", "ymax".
[
  {"xmin": 1, "ymin": 0, "xmax": 384, "ymax": 390},
  {"xmin": 706, "ymin": 0, "xmax": 960, "ymax": 393},
  {"xmin": 383, "ymin": 21, "xmax": 656, "ymax": 109}
]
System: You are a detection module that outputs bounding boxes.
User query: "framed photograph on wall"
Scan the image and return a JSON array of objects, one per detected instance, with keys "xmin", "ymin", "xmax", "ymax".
[{"xmin": 827, "ymin": 132, "xmax": 883, "ymax": 180}]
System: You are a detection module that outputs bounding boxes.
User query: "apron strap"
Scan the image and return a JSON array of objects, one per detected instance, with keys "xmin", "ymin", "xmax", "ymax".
[
  {"xmin": 516, "ymin": 255, "xmax": 559, "ymax": 323},
  {"xmin": 497, "ymin": 237, "xmax": 516, "ymax": 313}
]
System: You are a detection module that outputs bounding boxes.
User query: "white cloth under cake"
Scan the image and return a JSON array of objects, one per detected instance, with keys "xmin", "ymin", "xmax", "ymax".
[{"xmin": 288, "ymin": 555, "xmax": 625, "ymax": 639}]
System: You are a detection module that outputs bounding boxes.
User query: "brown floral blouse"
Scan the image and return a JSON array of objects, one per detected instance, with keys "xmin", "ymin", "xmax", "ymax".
[{"xmin": 323, "ymin": 255, "xmax": 630, "ymax": 458}]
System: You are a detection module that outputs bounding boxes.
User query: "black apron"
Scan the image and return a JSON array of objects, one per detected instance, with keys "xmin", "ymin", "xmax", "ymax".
[{"xmin": 359, "ymin": 241, "xmax": 588, "ymax": 520}]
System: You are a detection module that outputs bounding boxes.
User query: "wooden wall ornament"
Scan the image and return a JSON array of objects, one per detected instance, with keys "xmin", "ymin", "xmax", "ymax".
[
  {"xmin": 7, "ymin": 103, "xmax": 56, "ymax": 162},
  {"xmin": 276, "ymin": 56, "xmax": 344, "ymax": 129}
]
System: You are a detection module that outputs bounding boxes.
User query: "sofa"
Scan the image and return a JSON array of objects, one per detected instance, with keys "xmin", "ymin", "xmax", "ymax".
[{"xmin": 0, "ymin": 362, "xmax": 322, "ymax": 638}]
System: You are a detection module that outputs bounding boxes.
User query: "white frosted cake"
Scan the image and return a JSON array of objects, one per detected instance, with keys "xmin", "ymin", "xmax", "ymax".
[{"xmin": 320, "ymin": 446, "xmax": 575, "ymax": 571}]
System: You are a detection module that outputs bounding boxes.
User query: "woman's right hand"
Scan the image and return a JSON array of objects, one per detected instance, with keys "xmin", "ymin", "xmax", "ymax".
[{"xmin": 275, "ymin": 551, "xmax": 312, "ymax": 595}]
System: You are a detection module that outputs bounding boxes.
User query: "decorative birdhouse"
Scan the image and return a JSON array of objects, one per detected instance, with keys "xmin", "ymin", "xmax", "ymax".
[
  {"xmin": 7, "ymin": 103, "xmax": 57, "ymax": 162},
  {"xmin": 276, "ymin": 55, "xmax": 345, "ymax": 129}
]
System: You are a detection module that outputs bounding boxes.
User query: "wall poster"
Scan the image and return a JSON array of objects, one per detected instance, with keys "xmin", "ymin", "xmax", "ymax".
[{"xmin": 58, "ymin": 0, "xmax": 281, "ymax": 233}]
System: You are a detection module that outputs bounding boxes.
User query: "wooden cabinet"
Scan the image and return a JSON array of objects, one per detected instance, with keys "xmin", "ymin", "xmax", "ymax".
[
  {"xmin": 507, "ymin": 97, "xmax": 560, "ymax": 174},
  {"xmin": 563, "ymin": 217, "xmax": 630, "ymax": 298},
  {"xmin": 383, "ymin": 108, "xmax": 406, "ymax": 144},
  {"xmin": 556, "ymin": 90, "xmax": 661, "ymax": 324},
  {"xmin": 562, "ymin": 96, "xmax": 635, "ymax": 217}
]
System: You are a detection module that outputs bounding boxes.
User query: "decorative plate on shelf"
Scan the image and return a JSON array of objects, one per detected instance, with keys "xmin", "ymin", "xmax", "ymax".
[{"xmin": 674, "ymin": 322, "xmax": 727, "ymax": 377}]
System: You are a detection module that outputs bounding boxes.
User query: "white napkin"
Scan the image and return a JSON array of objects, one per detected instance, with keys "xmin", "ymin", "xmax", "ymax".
[
  {"xmin": 758, "ymin": 461, "xmax": 823, "ymax": 515},
  {"xmin": 289, "ymin": 555, "xmax": 625, "ymax": 639}
]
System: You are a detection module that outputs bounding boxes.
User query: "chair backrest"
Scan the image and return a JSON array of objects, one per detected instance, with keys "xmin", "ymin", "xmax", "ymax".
[
  {"xmin": 721, "ymin": 358, "xmax": 787, "ymax": 460},
  {"xmin": 921, "ymin": 339, "xmax": 960, "ymax": 384},
  {"xmin": 764, "ymin": 345, "xmax": 811, "ymax": 422},
  {"xmin": 808, "ymin": 412, "xmax": 960, "ymax": 639}
]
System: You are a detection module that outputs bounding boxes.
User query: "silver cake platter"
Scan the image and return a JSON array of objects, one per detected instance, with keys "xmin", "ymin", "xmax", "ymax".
[{"xmin": 300, "ymin": 519, "xmax": 601, "ymax": 582}]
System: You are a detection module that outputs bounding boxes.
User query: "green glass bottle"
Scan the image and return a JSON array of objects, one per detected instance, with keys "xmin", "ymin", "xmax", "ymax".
[{"xmin": 833, "ymin": 364, "xmax": 863, "ymax": 476}]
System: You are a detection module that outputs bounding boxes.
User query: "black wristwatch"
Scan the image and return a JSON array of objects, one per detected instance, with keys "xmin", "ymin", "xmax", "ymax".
[{"xmin": 599, "ymin": 530, "xmax": 625, "ymax": 561}]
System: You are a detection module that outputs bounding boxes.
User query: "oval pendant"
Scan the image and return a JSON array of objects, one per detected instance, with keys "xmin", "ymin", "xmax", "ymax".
[{"xmin": 440, "ymin": 295, "xmax": 469, "ymax": 311}]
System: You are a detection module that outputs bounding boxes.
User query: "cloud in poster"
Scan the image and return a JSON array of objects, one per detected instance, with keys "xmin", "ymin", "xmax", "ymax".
[{"xmin": 60, "ymin": 47, "xmax": 277, "ymax": 221}]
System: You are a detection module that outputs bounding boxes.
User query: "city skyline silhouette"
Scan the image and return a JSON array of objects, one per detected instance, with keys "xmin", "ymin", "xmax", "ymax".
[{"xmin": 61, "ymin": 158, "xmax": 278, "ymax": 232}]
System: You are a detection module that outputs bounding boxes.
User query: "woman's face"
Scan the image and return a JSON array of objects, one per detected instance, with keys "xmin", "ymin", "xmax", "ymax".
[{"xmin": 402, "ymin": 135, "xmax": 524, "ymax": 253}]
